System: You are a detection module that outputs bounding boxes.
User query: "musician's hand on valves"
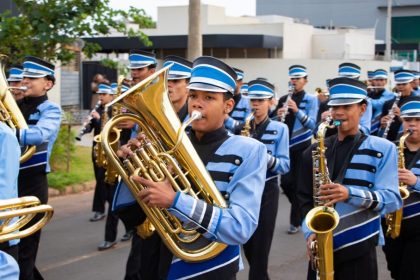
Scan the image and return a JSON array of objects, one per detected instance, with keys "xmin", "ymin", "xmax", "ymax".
[
  {"xmin": 306, "ymin": 234, "xmax": 316, "ymax": 261},
  {"xmin": 398, "ymin": 168, "xmax": 418, "ymax": 186},
  {"xmin": 116, "ymin": 134, "xmax": 144, "ymax": 158},
  {"xmin": 380, "ymin": 115, "xmax": 391, "ymax": 128},
  {"xmin": 318, "ymin": 183, "xmax": 349, "ymax": 207},
  {"xmin": 393, "ymin": 106, "xmax": 401, "ymax": 120},
  {"xmin": 135, "ymin": 176, "xmax": 176, "ymax": 208},
  {"xmin": 288, "ymin": 99, "xmax": 299, "ymax": 113}
]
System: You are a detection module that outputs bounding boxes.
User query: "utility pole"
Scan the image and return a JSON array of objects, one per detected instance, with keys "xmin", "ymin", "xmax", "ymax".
[
  {"xmin": 385, "ymin": 0, "xmax": 392, "ymax": 61},
  {"xmin": 188, "ymin": 0, "xmax": 202, "ymax": 61}
]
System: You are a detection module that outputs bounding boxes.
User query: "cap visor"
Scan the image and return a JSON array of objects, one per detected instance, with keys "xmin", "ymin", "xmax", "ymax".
[
  {"xmin": 22, "ymin": 71, "xmax": 47, "ymax": 78},
  {"xmin": 7, "ymin": 78, "xmax": 22, "ymax": 82},
  {"xmin": 401, "ymin": 113, "xmax": 420, "ymax": 118},
  {"xmin": 328, "ymin": 98, "xmax": 364, "ymax": 106},
  {"xmin": 168, "ymin": 74, "xmax": 190, "ymax": 80},
  {"xmin": 127, "ymin": 63, "xmax": 152, "ymax": 69}
]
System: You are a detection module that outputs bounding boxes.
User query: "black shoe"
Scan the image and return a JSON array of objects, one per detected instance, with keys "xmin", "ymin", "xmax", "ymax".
[
  {"xmin": 120, "ymin": 230, "xmax": 134, "ymax": 242},
  {"xmin": 97, "ymin": 241, "xmax": 116, "ymax": 251},
  {"xmin": 90, "ymin": 212, "xmax": 106, "ymax": 222}
]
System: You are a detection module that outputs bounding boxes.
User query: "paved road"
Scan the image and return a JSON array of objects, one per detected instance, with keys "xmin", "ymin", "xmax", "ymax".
[{"xmin": 37, "ymin": 190, "xmax": 392, "ymax": 280}]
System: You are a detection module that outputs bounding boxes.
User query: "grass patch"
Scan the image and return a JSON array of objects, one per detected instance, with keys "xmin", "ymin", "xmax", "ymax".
[{"xmin": 48, "ymin": 145, "xmax": 94, "ymax": 190}]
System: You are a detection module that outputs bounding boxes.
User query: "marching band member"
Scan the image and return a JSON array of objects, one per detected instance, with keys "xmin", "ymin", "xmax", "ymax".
[
  {"xmin": 17, "ymin": 56, "xmax": 61, "ymax": 280},
  {"xmin": 163, "ymin": 55, "xmax": 192, "ymax": 122},
  {"xmin": 0, "ymin": 122, "xmax": 21, "ymax": 262},
  {"xmin": 241, "ymin": 79, "xmax": 290, "ymax": 280},
  {"xmin": 411, "ymin": 71, "xmax": 420, "ymax": 95},
  {"xmin": 115, "ymin": 56, "xmax": 267, "ymax": 279},
  {"xmin": 275, "ymin": 65, "xmax": 318, "ymax": 234},
  {"xmin": 7, "ymin": 66, "xmax": 25, "ymax": 102},
  {"xmin": 367, "ymin": 70, "xmax": 374, "ymax": 87},
  {"xmin": 369, "ymin": 69, "xmax": 395, "ymax": 135},
  {"xmin": 379, "ymin": 70, "xmax": 419, "ymax": 141},
  {"xmin": 382, "ymin": 96, "xmax": 420, "ymax": 280},
  {"xmin": 298, "ymin": 77, "xmax": 402, "ymax": 280},
  {"xmin": 338, "ymin": 62, "xmax": 372, "ymax": 134},
  {"xmin": 224, "ymin": 67, "xmax": 252, "ymax": 132}
]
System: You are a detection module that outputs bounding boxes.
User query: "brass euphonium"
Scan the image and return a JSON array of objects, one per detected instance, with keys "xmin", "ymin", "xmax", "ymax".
[
  {"xmin": 385, "ymin": 129, "xmax": 412, "ymax": 239},
  {"xmin": 100, "ymin": 66, "xmax": 228, "ymax": 262},
  {"xmin": 305, "ymin": 116, "xmax": 340, "ymax": 280},
  {"xmin": 241, "ymin": 110, "xmax": 255, "ymax": 137},
  {"xmin": 0, "ymin": 196, "xmax": 53, "ymax": 243},
  {"xmin": 0, "ymin": 55, "xmax": 36, "ymax": 163}
]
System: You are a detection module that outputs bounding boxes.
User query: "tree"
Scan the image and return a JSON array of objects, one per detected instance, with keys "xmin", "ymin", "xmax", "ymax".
[{"xmin": 0, "ymin": 0, "xmax": 154, "ymax": 65}]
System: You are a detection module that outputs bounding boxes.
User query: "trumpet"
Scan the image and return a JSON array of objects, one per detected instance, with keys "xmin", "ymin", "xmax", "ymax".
[
  {"xmin": 75, "ymin": 100, "xmax": 101, "ymax": 141},
  {"xmin": 0, "ymin": 196, "xmax": 53, "ymax": 243}
]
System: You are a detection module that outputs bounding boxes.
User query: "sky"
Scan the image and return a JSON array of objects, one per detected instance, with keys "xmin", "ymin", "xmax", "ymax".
[{"xmin": 108, "ymin": 0, "xmax": 256, "ymax": 20}]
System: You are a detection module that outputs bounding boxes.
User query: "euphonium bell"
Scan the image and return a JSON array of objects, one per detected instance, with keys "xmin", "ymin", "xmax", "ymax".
[
  {"xmin": 0, "ymin": 55, "xmax": 36, "ymax": 163},
  {"xmin": 0, "ymin": 196, "xmax": 53, "ymax": 242},
  {"xmin": 101, "ymin": 66, "xmax": 228, "ymax": 262}
]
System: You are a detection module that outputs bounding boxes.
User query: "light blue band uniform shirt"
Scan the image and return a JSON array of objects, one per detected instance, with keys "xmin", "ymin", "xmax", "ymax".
[
  {"xmin": 368, "ymin": 89, "xmax": 395, "ymax": 135},
  {"xmin": 224, "ymin": 94, "xmax": 252, "ymax": 132},
  {"xmin": 0, "ymin": 122, "xmax": 21, "ymax": 247},
  {"xmin": 112, "ymin": 127, "xmax": 267, "ymax": 279}
]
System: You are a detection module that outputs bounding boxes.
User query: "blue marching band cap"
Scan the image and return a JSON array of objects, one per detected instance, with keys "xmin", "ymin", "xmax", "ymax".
[
  {"xmin": 111, "ymin": 82, "xmax": 130, "ymax": 93},
  {"xmin": 367, "ymin": 71, "xmax": 374, "ymax": 80},
  {"xmin": 373, "ymin": 69, "xmax": 388, "ymax": 80},
  {"xmin": 338, "ymin": 62, "xmax": 361, "ymax": 79},
  {"xmin": 327, "ymin": 77, "xmax": 367, "ymax": 106},
  {"xmin": 247, "ymin": 79, "xmax": 275, "ymax": 99},
  {"xmin": 288, "ymin": 65, "xmax": 307, "ymax": 78},
  {"xmin": 97, "ymin": 83, "xmax": 114, "ymax": 95},
  {"xmin": 233, "ymin": 67, "xmax": 244, "ymax": 81},
  {"xmin": 394, "ymin": 69, "xmax": 414, "ymax": 84},
  {"xmin": 163, "ymin": 55, "xmax": 192, "ymax": 80},
  {"xmin": 22, "ymin": 56, "xmax": 55, "ymax": 78},
  {"xmin": 240, "ymin": 83, "xmax": 249, "ymax": 94},
  {"xmin": 128, "ymin": 49, "xmax": 157, "ymax": 69},
  {"xmin": 412, "ymin": 70, "xmax": 420, "ymax": 80},
  {"xmin": 7, "ymin": 66, "xmax": 23, "ymax": 82},
  {"xmin": 187, "ymin": 56, "xmax": 237, "ymax": 95},
  {"xmin": 400, "ymin": 96, "xmax": 420, "ymax": 118}
]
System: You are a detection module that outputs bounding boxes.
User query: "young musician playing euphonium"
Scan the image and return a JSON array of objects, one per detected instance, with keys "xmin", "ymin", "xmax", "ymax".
[
  {"xmin": 298, "ymin": 77, "xmax": 402, "ymax": 280},
  {"xmin": 382, "ymin": 96, "xmax": 420, "ymax": 280},
  {"xmin": 240, "ymin": 79, "xmax": 290, "ymax": 280},
  {"xmin": 115, "ymin": 56, "xmax": 267, "ymax": 279}
]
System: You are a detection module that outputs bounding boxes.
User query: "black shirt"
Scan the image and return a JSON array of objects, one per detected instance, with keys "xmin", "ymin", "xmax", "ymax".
[{"xmin": 189, "ymin": 127, "xmax": 229, "ymax": 166}]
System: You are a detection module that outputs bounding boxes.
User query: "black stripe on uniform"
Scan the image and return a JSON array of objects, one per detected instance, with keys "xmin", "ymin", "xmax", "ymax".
[
  {"xmin": 348, "ymin": 163, "xmax": 377, "ymax": 173},
  {"xmin": 342, "ymin": 178, "xmax": 374, "ymax": 188},
  {"xmin": 368, "ymin": 191, "xmax": 379, "ymax": 210},
  {"xmin": 355, "ymin": 149, "xmax": 383, "ymax": 158},
  {"xmin": 212, "ymin": 154, "xmax": 242, "ymax": 165},
  {"xmin": 209, "ymin": 171, "xmax": 234, "ymax": 183},
  {"xmin": 200, "ymin": 203, "xmax": 214, "ymax": 230}
]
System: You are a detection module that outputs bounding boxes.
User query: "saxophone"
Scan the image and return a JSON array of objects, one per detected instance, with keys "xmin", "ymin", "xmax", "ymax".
[
  {"xmin": 385, "ymin": 129, "xmax": 411, "ymax": 239},
  {"xmin": 305, "ymin": 117, "xmax": 341, "ymax": 280},
  {"xmin": 241, "ymin": 110, "xmax": 255, "ymax": 137},
  {"xmin": 280, "ymin": 82, "xmax": 294, "ymax": 123},
  {"xmin": 382, "ymin": 92, "xmax": 401, "ymax": 139},
  {"xmin": 100, "ymin": 66, "xmax": 228, "ymax": 262}
]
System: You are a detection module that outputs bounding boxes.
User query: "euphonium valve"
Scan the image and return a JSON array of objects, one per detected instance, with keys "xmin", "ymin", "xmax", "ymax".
[{"xmin": 100, "ymin": 66, "xmax": 228, "ymax": 262}]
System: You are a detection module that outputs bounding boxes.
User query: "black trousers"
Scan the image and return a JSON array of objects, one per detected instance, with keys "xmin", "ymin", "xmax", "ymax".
[
  {"xmin": 382, "ymin": 232, "xmax": 420, "ymax": 280},
  {"xmin": 307, "ymin": 246, "xmax": 378, "ymax": 280},
  {"xmin": 125, "ymin": 233, "xmax": 161, "ymax": 280},
  {"xmin": 104, "ymin": 182, "xmax": 119, "ymax": 242},
  {"xmin": 91, "ymin": 151, "xmax": 107, "ymax": 213},
  {"xmin": 243, "ymin": 179, "xmax": 279, "ymax": 280},
  {"xmin": 18, "ymin": 171, "xmax": 48, "ymax": 280},
  {"xmin": 281, "ymin": 149, "xmax": 303, "ymax": 227}
]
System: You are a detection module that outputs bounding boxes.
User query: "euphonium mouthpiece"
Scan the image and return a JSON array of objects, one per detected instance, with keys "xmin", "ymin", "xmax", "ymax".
[
  {"xmin": 190, "ymin": 110, "xmax": 202, "ymax": 121},
  {"xmin": 8, "ymin": 86, "xmax": 27, "ymax": 91}
]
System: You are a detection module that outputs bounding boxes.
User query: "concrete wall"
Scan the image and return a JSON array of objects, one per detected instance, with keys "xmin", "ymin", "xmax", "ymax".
[
  {"xmin": 48, "ymin": 66, "xmax": 61, "ymax": 106},
  {"xmin": 60, "ymin": 71, "xmax": 79, "ymax": 107}
]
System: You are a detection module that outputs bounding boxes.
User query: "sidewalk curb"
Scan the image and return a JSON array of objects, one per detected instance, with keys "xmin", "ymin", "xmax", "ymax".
[{"xmin": 49, "ymin": 181, "xmax": 96, "ymax": 197}]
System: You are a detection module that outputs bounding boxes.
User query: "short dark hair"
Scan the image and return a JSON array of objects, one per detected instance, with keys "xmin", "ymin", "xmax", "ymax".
[
  {"xmin": 45, "ymin": 75, "xmax": 56, "ymax": 85},
  {"xmin": 223, "ymin": 92, "xmax": 233, "ymax": 101}
]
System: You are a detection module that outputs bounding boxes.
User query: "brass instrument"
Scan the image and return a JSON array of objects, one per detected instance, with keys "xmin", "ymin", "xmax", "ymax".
[
  {"xmin": 241, "ymin": 110, "xmax": 255, "ymax": 137},
  {"xmin": 0, "ymin": 55, "xmax": 36, "ymax": 163},
  {"xmin": 280, "ymin": 82, "xmax": 294, "ymax": 123},
  {"xmin": 385, "ymin": 129, "xmax": 412, "ymax": 239},
  {"xmin": 305, "ymin": 117, "xmax": 341, "ymax": 280},
  {"xmin": 100, "ymin": 66, "xmax": 228, "ymax": 262},
  {"xmin": 382, "ymin": 92, "xmax": 401, "ymax": 139},
  {"xmin": 0, "ymin": 196, "xmax": 53, "ymax": 243}
]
